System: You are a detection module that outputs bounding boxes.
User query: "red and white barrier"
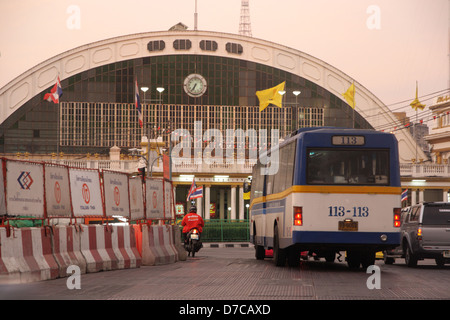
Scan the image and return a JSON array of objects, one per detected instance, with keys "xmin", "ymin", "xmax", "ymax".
[
  {"xmin": 51, "ymin": 225, "xmax": 86, "ymax": 277},
  {"xmin": 0, "ymin": 227, "xmax": 59, "ymax": 283},
  {"xmin": 111, "ymin": 225, "xmax": 141, "ymax": 269},
  {"xmin": 172, "ymin": 225, "xmax": 187, "ymax": 261},
  {"xmin": 0, "ymin": 227, "xmax": 21, "ymax": 283},
  {"xmin": 79, "ymin": 225, "xmax": 117, "ymax": 273},
  {"xmin": 141, "ymin": 225, "xmax": 178, "ymax": 266},
  {"xmin": 0, "ymin": 223, "xmax": 179, "ymax": 283}
]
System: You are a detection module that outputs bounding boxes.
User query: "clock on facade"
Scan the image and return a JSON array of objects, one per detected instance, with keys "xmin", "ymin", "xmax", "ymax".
[{"xmin": 184, "ymin": 73, "xmax": 207, "ymax": 98}]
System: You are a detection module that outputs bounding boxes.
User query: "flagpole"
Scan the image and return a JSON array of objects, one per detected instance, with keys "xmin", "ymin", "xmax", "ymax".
[
  {"xmin": 353, "ymin": 105, "xmax": 355, "ymax": 129},
  {"xmin": 414, "ymin": 81, "xmax": 418, "ymax": 162},
  {"xmin": 415, "ymin": 108, "xmax": 418, "ymax": 162},
  {"xmin": 57, "ymin": 100, "xmax": 60, "ymax": 154},
  {"xmin": 57, "ymin": 73, "xmax": 60, "ymax": 154},
  {"xmin": 352, "ymin": 82, "xmax": 355, "ymax": 129}
]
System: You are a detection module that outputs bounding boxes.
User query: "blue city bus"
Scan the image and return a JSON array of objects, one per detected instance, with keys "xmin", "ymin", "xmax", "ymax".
[{"xmin": 249, "ymin": 127, "xmax": 402, "ymax": 268}]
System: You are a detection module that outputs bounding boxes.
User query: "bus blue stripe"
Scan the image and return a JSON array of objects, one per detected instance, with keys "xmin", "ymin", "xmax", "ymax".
[{"xmin": 293, "ymin": 231, "xmax": 400, "ymax": 245}]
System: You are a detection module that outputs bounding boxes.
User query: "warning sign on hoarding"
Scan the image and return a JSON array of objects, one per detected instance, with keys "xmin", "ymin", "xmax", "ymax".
[
  {"xmin": 145, "ymin": 178, "xmax": 164, "ymax": 219},
  {"xmin": 103, "ymin": 171, "xmax": 129, "ymax": 217},
  {"xmin": 129, "ymin": 177, "xmax": 144, "ymax": 221},
  {"xmin": 6, "ymin": 160, "xmax": 45, "ymax": 217},
  {"xmin": 45, "ymin": 164, "xmax": 72, "ymax": 217},
  {"xmin": 69, "ymin": 168, "xmax": 103, "ymax": 217},
  {"xmin": 164, "ymin": 180, "xmax": 174, "ymax": 219}
]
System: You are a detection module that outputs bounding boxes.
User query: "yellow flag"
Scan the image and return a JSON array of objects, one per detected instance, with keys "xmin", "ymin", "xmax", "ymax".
[
  {"xmin": 410, "ymin": 81, "xmax": 425, "ymax": 111},
  {"xmin": 342, "ymin": 83, "xmax": 355, "ymax": 109},
  {"xmin": 256, "ymin": 82, "xmax": 285, "ymax": 112}
]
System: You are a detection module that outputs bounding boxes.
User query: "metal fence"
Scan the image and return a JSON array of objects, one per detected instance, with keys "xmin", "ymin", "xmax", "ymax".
[{"xmin": 180, "ymin": 219, "xmax": 250, "ymax": 242}]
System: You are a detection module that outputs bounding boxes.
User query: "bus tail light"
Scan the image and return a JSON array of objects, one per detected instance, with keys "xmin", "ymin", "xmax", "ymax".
[
  {"xmin": 393, "ymin": 208, "xmax": 401, "ymax": 228},
  {"xmin": 294, "ymin": 207, "xmax": 303, "ymax": 226}
]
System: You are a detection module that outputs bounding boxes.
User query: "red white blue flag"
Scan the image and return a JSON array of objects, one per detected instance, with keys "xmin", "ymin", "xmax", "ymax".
[
  {"xmin": 43, "ymin": 76, "xmax": 63, "ymax": 103},
  {"xmin": 187, "ymin": 178, "xmax": 203, "ymax": 201},
  {"xmin": 135, "ymin": 79, "xmax": 143, "ymax": 128},
  {"xmin": 401, "ymin": 189, "xmax": 408, "ymax": 202}
]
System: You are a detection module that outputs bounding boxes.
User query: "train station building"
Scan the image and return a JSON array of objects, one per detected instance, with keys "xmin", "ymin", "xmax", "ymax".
[{"xmin": 0, "ymin": 27, "xmax": 443, "ymax": 219}]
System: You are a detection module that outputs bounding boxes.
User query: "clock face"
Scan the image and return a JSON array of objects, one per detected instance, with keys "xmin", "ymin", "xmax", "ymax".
[{"xmin": 184, "ymin": 74, "xmax": 207, "ymax": 97}]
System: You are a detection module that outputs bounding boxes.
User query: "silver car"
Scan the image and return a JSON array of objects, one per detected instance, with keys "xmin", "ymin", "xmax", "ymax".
[{"xmin": 384, "ymin": 203, "xmax": 450, "ymax": 267}]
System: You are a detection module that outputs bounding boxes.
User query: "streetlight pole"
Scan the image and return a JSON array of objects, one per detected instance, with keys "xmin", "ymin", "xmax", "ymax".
[
  {"xmin": 293, "ymin": 90, "xmax": 301, "ymax": 130},
  {"xmin": 140, "ymin": 86, "xmax": 149, "ymax": 141},
  {"xmin": 278, "ymin": 90, "xmax": 286, "ymax": 134},
  {"xmin": 156, "ymin": 87, "xmax": 172, "ymax": 181}
]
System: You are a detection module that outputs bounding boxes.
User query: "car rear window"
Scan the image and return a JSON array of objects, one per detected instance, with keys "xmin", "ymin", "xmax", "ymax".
[{"xmin": 422, "ymin": 204, "xmax": 450, "ymax": 225}]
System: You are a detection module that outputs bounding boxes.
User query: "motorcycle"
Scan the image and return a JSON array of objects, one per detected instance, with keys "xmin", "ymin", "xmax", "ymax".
[{"xmin": 185, "ymin": 228, "xmax": 202, "ymax": 257}]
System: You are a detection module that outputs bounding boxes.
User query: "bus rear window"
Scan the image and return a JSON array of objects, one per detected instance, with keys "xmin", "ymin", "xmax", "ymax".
[{"xmin": 306, "ymin": 149, "xmax": 389, "ymax": 185}]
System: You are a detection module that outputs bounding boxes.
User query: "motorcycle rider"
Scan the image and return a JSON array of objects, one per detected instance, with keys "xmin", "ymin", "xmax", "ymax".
[{"xmin": 181, "ymin": 205, "xmax": 205, "ymax": 245}]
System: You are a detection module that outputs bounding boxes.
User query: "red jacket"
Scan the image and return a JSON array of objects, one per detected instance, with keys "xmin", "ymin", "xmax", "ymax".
[{"xmin": 181, "ymin": 212, "xmax": 204, "ymax": 233}]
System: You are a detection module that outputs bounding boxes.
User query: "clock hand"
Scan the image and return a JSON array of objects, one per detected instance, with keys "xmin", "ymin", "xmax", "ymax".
[{"xmin": 192, "ymin": 83, "xmax": 197, "ymax": 90}]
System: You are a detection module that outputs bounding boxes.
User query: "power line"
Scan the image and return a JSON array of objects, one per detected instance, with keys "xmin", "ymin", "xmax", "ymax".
[{"xmin": 361, "ymin": 88, "xmax": 450, "ymax": 131}]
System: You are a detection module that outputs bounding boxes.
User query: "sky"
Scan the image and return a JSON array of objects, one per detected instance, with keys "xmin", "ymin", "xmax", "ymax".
[{"xmin": 0, "ymin": 0, "xmax": 448, "ymax": 118}]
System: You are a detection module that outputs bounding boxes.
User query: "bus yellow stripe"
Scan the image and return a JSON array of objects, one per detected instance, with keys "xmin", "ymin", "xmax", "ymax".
[{"xmin": 250, "ymin": 185, "xmax": 401, "ymax": 209}]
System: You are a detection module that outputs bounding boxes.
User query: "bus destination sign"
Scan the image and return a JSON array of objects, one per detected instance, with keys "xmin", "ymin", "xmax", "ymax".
[{"xmin": 332, "ymin": 136, "xmax": 365, "ymax": 146}]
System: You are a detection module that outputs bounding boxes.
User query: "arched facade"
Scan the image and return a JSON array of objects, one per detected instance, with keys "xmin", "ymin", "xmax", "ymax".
[{"xmin": 0, "ymin": 30, "xmax": 424, "ymax": 161}]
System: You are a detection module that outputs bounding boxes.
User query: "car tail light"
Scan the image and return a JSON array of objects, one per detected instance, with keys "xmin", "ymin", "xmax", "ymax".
[
  {"xmin": 417, "ymin": 227, "xmax": 422, "ymax": 240},
  {"xmin": 294, "ymin": 207, "xmax": 303, "ymax": 226},
  {"xmin": 394, "ymin": 208, "xmax": 401, "ymax": 228}
]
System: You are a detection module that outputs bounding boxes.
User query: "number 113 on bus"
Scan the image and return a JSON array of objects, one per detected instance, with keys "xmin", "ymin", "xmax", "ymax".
[{"xmin": 328, "ymin": 206, "xmax": 369, "ymax": 217}]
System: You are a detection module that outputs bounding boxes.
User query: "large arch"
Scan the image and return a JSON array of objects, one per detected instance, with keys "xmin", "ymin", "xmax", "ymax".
[{"xmin": 0, "ymin": 30, "xmax": 423, "ymax": 162}]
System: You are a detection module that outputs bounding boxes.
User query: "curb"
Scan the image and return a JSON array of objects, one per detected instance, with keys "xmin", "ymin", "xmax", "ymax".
[{"xmin": 202, "ymin": 242, "xmax": 254, "ymax": 248}]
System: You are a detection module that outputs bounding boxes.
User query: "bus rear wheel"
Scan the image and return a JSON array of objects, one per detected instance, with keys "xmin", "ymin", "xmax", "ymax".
[
  {"xmin": 273, "ymin": 225, "xmax": 286, "ymax": 267},
  {"xmin": 255, "ymin": 245, "xmax": 265, "ymax": 260},
  {"xmin": 287, "ymin": 246, "xmax": 301, "ymax": 267},
  {"xmin": 347, "ymin": 251, "xmax": 361, "ymax": 269}
]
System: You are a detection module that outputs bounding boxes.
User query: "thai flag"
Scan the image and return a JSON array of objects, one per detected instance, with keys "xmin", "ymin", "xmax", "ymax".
[
  {"xmin": 43, "ymin": 76, "xmax": 63, "ymax": 103},
  {"xmin": 191, "ymin": 186, "xmax": 203, "ymax": 199},
  {"xmin": 187, "ymin": 178, "xmax": 203, "ymax": 201},
  {"xmin": 135, "ymin": 79, "xmax": 143, "ymax": 128},
  {"xmin": 401, "ymin": 189, "xmax": 408, "ymax": 202}
]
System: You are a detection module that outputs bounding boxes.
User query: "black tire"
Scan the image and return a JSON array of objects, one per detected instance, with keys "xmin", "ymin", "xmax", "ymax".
[
  {"xmin": 190, "ymin": 240, "xmax": 197, "ymax": 258},
  {"xmin": 361, "ymin": 251, "xmax": 375, "ymax": 269},
  {"xmin": 273, "ymin": 225, "xmax": 286, "ymax": 267},
  {"xmin": 347, "ymin": 251, "xmax": 361, "ymax": 269},
  {"xmin": 324, "ymin": 251, "xmax": 335, "ymax": 263},
  {"xmin": 255, "ymin": 245, "xmax": 265, "ymax": 260},
  {"xmin": 384, "ymin": 256, "xmax": 395, "ymax": 265},
  {"xmin": 287, "ymin": 246, "xmax": 301, "ymax": 267},
  {"xmin": 404, "ymin": 245, "xmax": 418, "ymax": 267},
  {"xmin": 435, "ymin": 256, "xmax": 445, "ymax": 268},
  {"xmin": 254, "ymin": 223, "xmax": 266, "ymax": 260}
]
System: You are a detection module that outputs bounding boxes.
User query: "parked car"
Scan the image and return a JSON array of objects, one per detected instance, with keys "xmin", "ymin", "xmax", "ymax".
[{"xmin": 385, "ymin": 202, "xmax": 450, "ymax": 267}]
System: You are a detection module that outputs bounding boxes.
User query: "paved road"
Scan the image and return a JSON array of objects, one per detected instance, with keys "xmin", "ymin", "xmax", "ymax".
[{"xmin": 0, "ymin": 244, "xmax": 449, "ymax": 302}]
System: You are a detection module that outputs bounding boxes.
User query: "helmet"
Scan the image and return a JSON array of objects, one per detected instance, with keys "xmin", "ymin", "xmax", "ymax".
[{"xmin": 189, "ymin": 205, "xmax": 197, "ymax": 213}]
